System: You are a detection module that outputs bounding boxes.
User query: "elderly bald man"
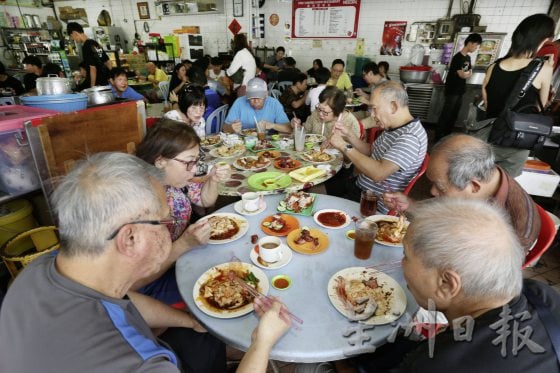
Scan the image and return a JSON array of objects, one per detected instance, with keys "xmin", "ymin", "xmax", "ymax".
[
  {"xmin": 354, "ymin": 198, "xmax": 560, "ymax": 372},
  {"xmin": 385, "ymin": 134, "xmax": 541, "ymax": 253}
]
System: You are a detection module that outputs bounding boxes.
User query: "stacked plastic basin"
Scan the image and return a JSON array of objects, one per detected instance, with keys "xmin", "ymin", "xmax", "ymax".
[{"xmin": 21, "ymin": 93, "xmax": 88, "ymax": 113}]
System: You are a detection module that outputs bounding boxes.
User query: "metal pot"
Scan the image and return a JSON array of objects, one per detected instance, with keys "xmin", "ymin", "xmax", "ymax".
[
  {"xmin": 36, "ymin": 75, "xmax": 72, "ymax": 95},
  {"xmin": 399, "ymin": 66, "xmax": 432, "ymax": 83},
  {"xmin": 82, "ymin": 85, "xmax": 115, "ymax": 106}
]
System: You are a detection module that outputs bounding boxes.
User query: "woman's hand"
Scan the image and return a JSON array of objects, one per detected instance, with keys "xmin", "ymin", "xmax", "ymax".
[
  {"xmin": 230, "ymin": 120, "xmax": 242, "ymax": 133},
  {"xmin": 252, "ymin": 297, "xmax": 291, "ymax": 348},
  {"xmin": 290, "ymin": 116, "xmax": 302, "ymax": 129},
  {"xmin": 169, "ymin": 91, "xmax": 178, "ymax": 104},
  {"xmin": 209, "ymin": 163, "xmax": 231, "ymax": 183}
]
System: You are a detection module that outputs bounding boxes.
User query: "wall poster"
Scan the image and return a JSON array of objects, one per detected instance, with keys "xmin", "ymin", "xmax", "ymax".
[
  {"xmin": 291, "ymin": 0, "xmax": 361, "ymax": 39},
  {"xmin": 380, "ymin": 21, "xmax": 407, "ymax": 56}
]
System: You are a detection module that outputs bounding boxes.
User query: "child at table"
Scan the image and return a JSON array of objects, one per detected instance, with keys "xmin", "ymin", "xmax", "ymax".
[{"xmin": 134, "ymin": 118, "xmax": 231, "ymax": 306}]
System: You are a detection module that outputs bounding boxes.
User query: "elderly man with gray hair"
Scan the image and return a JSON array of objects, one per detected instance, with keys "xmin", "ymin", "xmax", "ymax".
[
  {"xmin": 353, "ymin": 198, "xmax": 560, "ymax": 372},
  {"xmin": 385, "ymin": 134, "xmax": 541, "ymax": 253},
  {"xmin": 0, "ymin": 152, "xmax": 290, "ymax": 372},
  {"xmin": 328, "ymin": 80, "xmax": 428, "ymax": 213}
]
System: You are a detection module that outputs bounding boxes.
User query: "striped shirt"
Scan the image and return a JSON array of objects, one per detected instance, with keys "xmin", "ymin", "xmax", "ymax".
[{"xmin": 356, "ymin": 118, "xmax": 427, "ymax": 213}]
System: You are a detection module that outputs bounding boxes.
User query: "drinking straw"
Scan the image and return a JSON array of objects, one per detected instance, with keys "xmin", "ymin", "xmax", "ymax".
[{"xmin": 253, "ymin": 115, "xmax": 261, "ymax": 133}]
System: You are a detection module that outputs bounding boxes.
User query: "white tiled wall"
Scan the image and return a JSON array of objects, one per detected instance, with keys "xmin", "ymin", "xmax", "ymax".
[{"xmin": 0, "ymin": 0, "xmax": 553, "ymax": 72}]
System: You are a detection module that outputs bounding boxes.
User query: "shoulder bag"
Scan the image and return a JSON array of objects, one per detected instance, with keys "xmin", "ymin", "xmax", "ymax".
[{"xmin": 487, "ymin": 58, "xmax": 553, "ymax": 150}]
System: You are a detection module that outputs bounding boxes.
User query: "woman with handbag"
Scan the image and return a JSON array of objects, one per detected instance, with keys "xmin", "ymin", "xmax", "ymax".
[
  {"xmin": 227, "ymin": 33, "xmax": 256, "ymax": 97},
  {"xmin": 481, "ymin": 13, "xmax": 554, "ymax": 177}
]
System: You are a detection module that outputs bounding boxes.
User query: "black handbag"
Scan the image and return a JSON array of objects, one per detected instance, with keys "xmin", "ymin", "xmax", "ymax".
[{"xmin": 488, "ymin": 58, "xmax": 553, "ymax": 150}]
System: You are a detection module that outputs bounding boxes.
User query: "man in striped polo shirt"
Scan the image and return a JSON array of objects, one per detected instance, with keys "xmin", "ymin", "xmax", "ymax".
[{"xmin": 329, "ymin": 80, "xmax": 428, "ymax": 213}]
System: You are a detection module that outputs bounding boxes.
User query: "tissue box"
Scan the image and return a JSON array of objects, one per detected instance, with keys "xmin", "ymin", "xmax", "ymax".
[{"xmin": 515, "ymin": 159, "xmax": 560, "ymax": 198}]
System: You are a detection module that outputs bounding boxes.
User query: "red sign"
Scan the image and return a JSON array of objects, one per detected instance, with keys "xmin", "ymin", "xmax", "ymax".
[
  {"xmin": 291, "ymin": 0, "xmax": 361, "ymax": 39},
  {"xmin": 228, "ymin": 19, "xmax": 242, "ymax": 35},
  {"xmin": 380, "ymin": 21, "xmax": 407, "ymax": 56}
]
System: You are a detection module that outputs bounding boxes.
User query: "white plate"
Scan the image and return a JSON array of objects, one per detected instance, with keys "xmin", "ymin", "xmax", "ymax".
[
  {"xmin": 232, "ymin": 156, "xmax": 271, "ymax": 171},
  {"xmin": 204, "ymin": 212, "xmax": 249, "ymax": 244},
  {"xmin": 298, "ymin": 151, "xmax": 335, "ymax": 164},
  {"xmin": 193, "ymin": 262, "xmax": 269, "ymax": 319},
  {"xmin": 209, "ymin": 146, "xmax": 246, "ymax": 159},
  {"xmin": 249, "ymin": 244, "xmax": 293, "ymax": 270},
  {"xmin": 305, "ymin": 134, "xmax": 326, "ymax": 143},
  {"xmin": 327, "ymin": 267, "xmax": 407, "ymax": 325},
  {"xmin": 233, "ymin": 200, "xmax": 267, "ymax": 216},
  {"xmin": 365, "ymin": 215, "xmax": 409, "ymax": 247},
  {"xmin": 313, "ymin": 209, "xmax": 351, "ymax": 229}
]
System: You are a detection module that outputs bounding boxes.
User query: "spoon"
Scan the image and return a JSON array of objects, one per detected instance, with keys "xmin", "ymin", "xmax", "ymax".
[{"xmin": 262, "ymin": 173, "xmax": 286, "ymax": 187}]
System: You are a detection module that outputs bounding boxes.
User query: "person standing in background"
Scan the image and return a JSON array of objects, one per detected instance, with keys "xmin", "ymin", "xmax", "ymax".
[
  {"xmin": 21, "ymin": 55, "xmax": 43, "ymax": 94},
  {"xmin": 67, "ymin": 22, "xmax": 112, "ymax": 87},
  {"xmin": 434, "ymin": 33, "xmax": 482, "ymax": 141},
  {"xmin": 226, "ymin": 33, "xmax": 256, "ymax": 97},
  {"xmin": 481, "ymin": 14, "xmax": 554, "ymax": 177}
]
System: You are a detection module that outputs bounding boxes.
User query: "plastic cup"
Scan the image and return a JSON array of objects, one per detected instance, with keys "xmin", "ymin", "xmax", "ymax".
[
  {"xmin": 294, "ymin": 127, "xmax": 305, "ymax": 151},
  {"xmin": 360, "ymin": 190, "xmax": 378, "ymax": 217},
  {"xmin": 354, "ymin": 219, "xmax": 378, "ymax": 260}
]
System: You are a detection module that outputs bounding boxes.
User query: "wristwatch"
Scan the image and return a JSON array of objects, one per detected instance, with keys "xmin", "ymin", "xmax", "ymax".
[{"xmin": 344, "ymin": 143, "xmax": 353, "ymax": 154}]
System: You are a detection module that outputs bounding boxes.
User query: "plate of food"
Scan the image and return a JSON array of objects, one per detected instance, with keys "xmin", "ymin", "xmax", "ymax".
[
  {"xmin": 274, "ymin": 157, "xmax": 302, "ymax": 172},
  {"xmin": 209, "ymin": 144, "xmax": 246, "ymax": 159},
  {"xmin": 288, "ymin": 166, "xmax": 326, "ymax": 183},
  {"xmin": 299, "ymin": 150, "xmax": 335, "ymax": 164},
  {"xmin": 205, "ymin": 213, "xmax": 249, "ymax": 244},
  {"xmin": 313, "ymin": 209, "xmax": 350, "ymax": 229},
  {"xmin": 193, "ymin": 261, "xmax": 269, "ymax": 318},
  {"xmin": 261, "ymin": 213, "xmax": 300, "ymax": 236},
  {"xmin": 247, "ymin": 172, "xmax": 292, "ymax": 191},
  {"xmin": 240, "ymin": 128, "xmax": 258, "ymax": 137},
  {"xmin": 305, "ymin": 134, "xmax": 326, "ymax": 144},
  {"xmin": 328, "ymin": 267, "xmax": 406, "ymax": 325},
  {"xmin": 249, "ymin": 140, "xmax": 277, "ymax": 152},
  {"xmin": 277, "ymin": 191, "xmax": 316, "ymax": 216},
  {"xmin": 365, "ymin": 214, "xmax": 409, "ymax": 247},
  {"xmin": 256, "ymin": 150, "xmax": 282, "ymax": 159},
  {"xmin": 201, "ymin": 135, "xmax": 222, "ymax": 149},
  {"xmin": 233, "ymin": 156, "xmax": 271, "ymax": 171},
  {"xmin": 286, "ymin": 228, "xmax": 329, "ymax": 255}
]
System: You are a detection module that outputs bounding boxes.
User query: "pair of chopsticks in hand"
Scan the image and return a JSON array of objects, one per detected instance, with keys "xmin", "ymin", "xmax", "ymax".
[{"xmin": 229, "ymin": 255, "xmax": 303, "ymax": 328}]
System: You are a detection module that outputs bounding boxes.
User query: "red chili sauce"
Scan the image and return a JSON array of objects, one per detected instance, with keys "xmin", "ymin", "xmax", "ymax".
[
  {"xmin": 273, "ymin": 278, "xmax": 290, "ymax": 289},
  {"xmin": 317, "ymin": 212, "xmax": 346, "ymax": 227}
]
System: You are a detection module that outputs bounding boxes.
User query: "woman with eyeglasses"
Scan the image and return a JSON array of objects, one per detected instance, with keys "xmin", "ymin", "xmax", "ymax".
[
  {"xmin": 164, "ymin": 84, "xmax": 207, "ymax": 138},
  {"xmin": 290, "ymin": 86, "xmax": 361, "ymax": 139},
  {"xmin": 134, "ymin": 118, "xmax": 231, "ymax": 306}
]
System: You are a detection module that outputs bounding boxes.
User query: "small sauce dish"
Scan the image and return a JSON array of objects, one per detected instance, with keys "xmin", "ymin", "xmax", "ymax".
[
  {"xmin": 346, "ymin": 229, "xmax": 356, "ymax": 240},
  {"xmin": 271, "ymin": 275, "xmax": 292, "ymax": 290}
]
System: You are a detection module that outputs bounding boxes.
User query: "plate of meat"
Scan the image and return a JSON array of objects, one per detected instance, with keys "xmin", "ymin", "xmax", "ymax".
[
  {"xmin": 193, "ymin": 261, "xmax": 269, "ymax": 318},
  {"xmin": 327, "ymin": 267, "xmax": 406, "ymax": 325},
  {"xmin": 273, "ymin": 157, "xmax": 302, "ymax": 172},
  {"xmin": 365, "ymin": 214, "xmax": 409, "ymax": 247},
  {"xmin": 277, "ymin": 191, "xmax": 316, "ymax": 216},
  {"xmin": 233, "ymin": 156, "xmax": 271, "ymax": 171},
  {"xmin": 286, "ymin": 228, "xmax": 329, "ymax": 255},
  {"xmin": 205, "ymin": 213, "xmax": 249, "ymax": 244}
]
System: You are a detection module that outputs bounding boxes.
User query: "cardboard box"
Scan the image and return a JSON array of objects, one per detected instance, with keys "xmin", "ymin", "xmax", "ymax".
[{"xmin": 515, "ymin": 159, "xmax": 560, "ymax": 198}]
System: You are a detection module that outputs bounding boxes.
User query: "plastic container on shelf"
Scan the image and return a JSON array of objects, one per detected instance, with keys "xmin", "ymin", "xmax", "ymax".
[
  {"xmin": 0, "ymin": 105, "xmax": 59, "ymax": 197},
  {"xmin": 21, "ymin": 93, "xmax": 88, "ymax": 113}
]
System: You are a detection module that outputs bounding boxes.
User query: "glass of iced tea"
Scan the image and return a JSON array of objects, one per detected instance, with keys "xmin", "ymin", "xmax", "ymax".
[
  {"xmin": 354, "ymin": 219, "xmax": 378, "ymax": 260},
  {"xmin": 360, "ymin": 190, "xmax": 378, "ymax": 217}
]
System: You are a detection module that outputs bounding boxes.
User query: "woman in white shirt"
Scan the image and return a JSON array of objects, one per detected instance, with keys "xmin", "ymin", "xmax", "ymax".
[{"xmin": 226, "ymin": 33, "xmax": 256, "ymax": 96}]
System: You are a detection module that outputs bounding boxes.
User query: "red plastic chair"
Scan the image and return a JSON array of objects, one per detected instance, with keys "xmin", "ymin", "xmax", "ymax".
[
  {"xmin": 522, "ymin": 205, "xmax": 557, "ymax": 269},
  {"xmin": 403, "ymin": 153, "xmax": 430, "ymax": 196},
  {"xmin": 367, "ymin": 127, "xmax": 383, "ymax": 144}
]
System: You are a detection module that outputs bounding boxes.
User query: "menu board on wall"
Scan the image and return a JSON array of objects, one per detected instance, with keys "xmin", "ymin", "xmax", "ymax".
[{"xmin": 291, "ymin": 0, "xmax": 361, "ymax": 39}]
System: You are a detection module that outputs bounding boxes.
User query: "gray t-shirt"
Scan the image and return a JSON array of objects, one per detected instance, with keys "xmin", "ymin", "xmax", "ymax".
[
  {"xmin": 356, "ymin": 118, "xmax": 427, "ymax": 213},
  {"xmin": 0, "ymin": 255, "xmax": 179, "ymax": 373}
]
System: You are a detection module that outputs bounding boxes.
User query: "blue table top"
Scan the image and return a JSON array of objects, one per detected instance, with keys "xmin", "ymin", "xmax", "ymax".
[{"xmin": 176, "ymin": 194, "xmax": 418, "ymax": 363}]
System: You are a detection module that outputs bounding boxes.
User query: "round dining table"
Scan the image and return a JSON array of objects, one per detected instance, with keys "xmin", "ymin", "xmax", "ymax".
[
  {"xmin": 204, "ymin": 141, "xmax": 344, "ymax": 196},
  {"xmin": 176, "ymin": 194, "xmax": 418, "ymax": 363}
]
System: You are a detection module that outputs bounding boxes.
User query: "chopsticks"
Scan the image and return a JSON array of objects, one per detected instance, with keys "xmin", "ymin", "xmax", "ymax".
[
  {"xmin": 365, "ymin": 260, "xmax": 402, "ymax": 273},
  {"xmin": 228, "ymin": 272, "xmax": 303, "ymax": 328},
  {"xmin": 229, "ymin": 255, "xmax": 303, "ymax": 328}
]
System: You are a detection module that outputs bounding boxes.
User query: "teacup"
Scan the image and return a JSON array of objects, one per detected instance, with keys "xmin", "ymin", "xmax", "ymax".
[
  {"xmin": 241, "ymin": 192, "xmax": 262, "ymax": 212},
  {"xmin": 258, "ymin": 236, "xmax": 283, "ymax": 263}
]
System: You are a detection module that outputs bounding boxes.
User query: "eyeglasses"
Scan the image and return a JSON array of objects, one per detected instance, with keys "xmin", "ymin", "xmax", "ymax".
[
  {"xmin": 173, "ymin": 157, "xmax": 199, "ymax": 169},
  {"xmin": 315, "ymin": 104, "xmax": 333, "ymax": 116},
  {"xmin": 107, "ymin": 217, "xmax": 187, "ymax": 240}
]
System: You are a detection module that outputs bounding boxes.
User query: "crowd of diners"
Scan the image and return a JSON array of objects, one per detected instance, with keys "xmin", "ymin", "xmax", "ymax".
[{"xmin": 0, "ymin": 13, "xmax": 559, "ymax": 373}]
